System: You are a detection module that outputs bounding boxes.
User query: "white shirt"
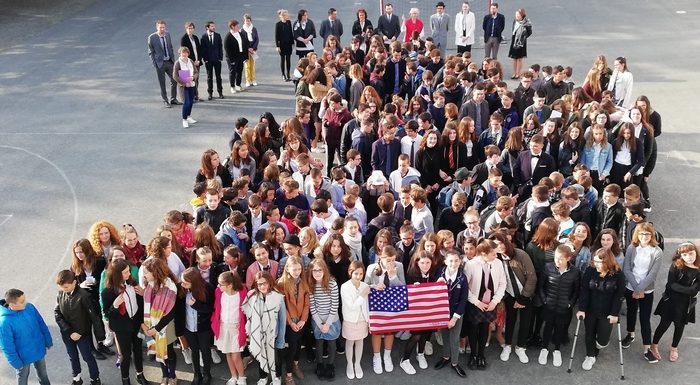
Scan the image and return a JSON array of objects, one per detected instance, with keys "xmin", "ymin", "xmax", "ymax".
[
  {"xmin": 530, "ymin": 151, "xmax": 542, "ymax": 173},
  {"xmin": 250, "ymin": 210, "xmax": 263, "ymax": 238},
  {"xmin": 231, "ymin": 31, "xmax": 243, "ymax": 52},
  {"xmin": 400, "ymin": 134, "xmax": 423, "ymax": 163},
  {"xmin": 629, "ymin": 246, "xmax": 655, "ymax": 293}
]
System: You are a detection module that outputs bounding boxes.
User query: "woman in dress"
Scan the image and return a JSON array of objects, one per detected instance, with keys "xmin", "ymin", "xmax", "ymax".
[
  {"xmin": 508, "ymin": 8, "xmax": 532, "ymax": 79},
  {"xmin": 275, "ymin": 9, "xmax": 294, "ymax": 81},
  {"xmin": 212, "ymin": 271, "xmax": 248, "ymax": 385}
]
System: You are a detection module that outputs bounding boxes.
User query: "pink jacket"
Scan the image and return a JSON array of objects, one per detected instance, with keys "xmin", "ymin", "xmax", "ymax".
[{"xmin": 211, "ymin": 287, "xmax": 247, "ymax": 349}]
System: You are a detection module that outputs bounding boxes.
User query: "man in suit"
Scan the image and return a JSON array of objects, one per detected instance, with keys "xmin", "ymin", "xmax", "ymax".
[
  {"xmin": 482, "ymin": 2, "xmax": 506, "ymax": 59},
  {"xmin": 223, "ymin": 19, "xmax": 250, "ymax": 94},
  {"xmin": 383, "ymin": 46, "xmax": 406, "ymax": 101},
  {"xmin": 513, "ymin": 134, "xmax": 556, "ymax": 201},
  {"xmin": 458, "ymin": 83, "xmax": 489, "ymax": 136},
  {"xmin": 376, "ymin": 3, "xmax": 401, "ymax": 46},
  {"xmin": 147, "ymin": 19, "xmax": 179, "ymax": 108},
  {"xmin": 319, "ymin": 7, "xmax": 344, "ymax": 45},
  {"xmin": 200, "ymin": 21, "xmax": 224, "ymax": 100},
  {"xmin": 180, "ymin": 21, "xmax": 202, "ymax": 101},
  {"xmin": 430, "ymin": 2, "xmax": 451, "ymax": 56},
  {"xmin": 371, "ymin": 125, "xmax": 401, "ymax": 178}
]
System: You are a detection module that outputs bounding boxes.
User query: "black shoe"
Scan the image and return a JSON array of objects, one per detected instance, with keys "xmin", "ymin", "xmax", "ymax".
[
  {"xmin": 170, "ymin": 99, "xmax": 182, "ymax": 105},
  {"xmin": 122, "ymin": 378, "xmax": 132, "ymax": 385},
  {"xmin": 98, "ymin": 343, "xmax": 115, "ymax": 356},
  {"xmin": 336, "ymin": 344, "xmax": 345, "ymax": 355},
  {"xmin": 467, "ymin": 356, "xmax": 478, "ymax": 370},
  {"xmin": 90, "ymin": 379, "xmax": 102, "ymax": 385},
  {"xmin": 621, "ymin": 333, "xmax": 635, "ymax": 349},
  {"xmin": 452, "ymin": 364, "xmax": 467, "ymax": 377},
  {"xmin": 72, "ymin": 379, "xmax": 83, "ymax": 385},
  {"xmin": 316, "ymin": 363, "xmax": 327, "ymax": 380},
  {"xmin": 201, "ymin": 374, "xmax": 212, "ymax": 385},
  {"xmin": 92, "ymin": 350, "xmax": 107, "ymax": 361},
  {"xmin": 306, "ymin": 347, "xmax": 315, "ymax": 363},
  {"xmin": 208, "ymin": 94, "xmax": 213, "ymax": 101},
  {"xmin": 218, "ymin": 92, "xmax": 224, "ymax": 99},
  {"xmin": 164, "ymin": 100, "xmax": 172, "ymax": 108},
  {"xmin": 326, "ymin": 363, "xmax": 335, "ymax": 380},
  {"xmin": 136, "ymin": 372, "xmax": 147, "ymax": 385},
  {"xmin": 644, "ymin": 349, "xmax": 659, "ymax": 363},
  {"xmin": 190, "ymin": 374, "xmax": 202, "ymax": 385},
  {"xmin": 476, "ymin": 357, "xmax": 487, "ymax": 370},
  {"xmin": 434, "ymin": 357, "xmax": 449, "ymax": 369}
]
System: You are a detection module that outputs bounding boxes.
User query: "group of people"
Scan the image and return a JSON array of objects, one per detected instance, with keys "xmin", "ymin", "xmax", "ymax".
[{"xmin": 1, "ymin": 2, "xmax": 697, "ymax": 385}]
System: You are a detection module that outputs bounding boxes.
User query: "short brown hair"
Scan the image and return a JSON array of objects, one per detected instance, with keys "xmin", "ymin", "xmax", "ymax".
[{"xmin": 55, "ymin": 270, "xmax": 76, "ymax": 285}]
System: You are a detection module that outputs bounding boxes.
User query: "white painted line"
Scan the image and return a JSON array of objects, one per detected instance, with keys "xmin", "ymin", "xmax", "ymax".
[
  {"xmin": 676, "ymin": 10, "xmax": 687, "ymax": 14},
  {"xmin": 0, "ymin": 214, "xmax": 12, "ymax": 227},
  {"xmin": 663, "ymin": 238, "xmax": 700, "ymax": 244}
]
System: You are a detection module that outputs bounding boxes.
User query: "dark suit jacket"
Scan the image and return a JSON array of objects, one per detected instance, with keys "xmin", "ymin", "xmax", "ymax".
[
  {"xmin": 147, "ymin": 32, "xmax": 175, "ymax": 68},
  {"xmin": 352, "ymin": 19, "xmax": 374, "ymax": 36},
  {"xmin": 371, "ymin": 138, "xmax": 401, "ymax": 177},
  {"xmin": 513, "ymin": 150, "xmax": 556, "ymax": 199},
  {"xmin": 224, "ymin": 30, "xmax": 250, "ymax": 63},
  {"xmin": 382, "ymin": 57, "xmax": 407, "ymax": 97},
  {"xmin": 482, "ymin": 13, "xmax": 506, "ymax": 42},
  {"xmin": 376, "ymin": 14, "xmax": 401, "ymax": 41},
  {"xmin": 458, "ymin": 100, "xmax": 490, "ymax": 136},
  {"xmin": 180, "ymin": 33, "xmax": 202, "ymax": 62},
  {"xmin": 200, "ymin": 31, "xmax": 223, "ymax": 62},
  {"xmin": 319, "ymin": 18, "xmax": 344, "ymax": 43}
]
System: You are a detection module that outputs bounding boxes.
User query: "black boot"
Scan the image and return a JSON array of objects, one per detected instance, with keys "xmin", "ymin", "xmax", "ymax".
[
  {"xmin": 136, "ymin": 373, "xmax": 147, "ymax": 385},
  {"xmin": 90, "ymin": 379, "xmax": 102, "ymax": 385},
  {"xmin": 316, "ymin": 363, "xmax": 326, "ymax": 380},
  {"xmin": 326, "ymin": 363, "xmax": 335, "ymax": 380},
  {"xmin": 467, "ymin": 355, "xmax": 478, "ymax": 370},
  {"xmin": 122, "ymin": 378, "xmax": 132, "ymax": 385}
]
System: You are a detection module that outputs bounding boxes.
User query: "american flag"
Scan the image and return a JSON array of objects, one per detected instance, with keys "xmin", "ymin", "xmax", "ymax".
[{"xmin": 368, "ymin": 282, "xmax": 450, "ymax": 334}]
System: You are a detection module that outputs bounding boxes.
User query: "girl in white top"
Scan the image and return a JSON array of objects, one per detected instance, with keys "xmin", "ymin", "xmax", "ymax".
[
  {"xmin": 607, "ymin": 57, "xmax": 634, "ymax": 109},
  {"xmin": 213, "ymin": 271, "xmax": 247, "ymax": 385},
  {"xmin": 364, "ymin": 245, "xmax": 406, "ymax": 375},
  {"xmin": 341, "ymin": 261, "xmax": 370, "ymax": 380}
]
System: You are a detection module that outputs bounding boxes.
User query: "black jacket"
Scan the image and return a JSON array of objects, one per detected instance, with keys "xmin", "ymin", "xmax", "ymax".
[
  {"xmin": 578, "ymin": 267, "xmax": 625, "ymax": 318},
  {"xmin": 275, "ymin": 21, "xmax": 294, "ymax": 55},
  {"xmin": 591, "ymin": 200, "xmax": 625, "ymax": 239},
  {"xmin": 180, "ymin": 33, "xmax": 202, "ymax": 62},
  {"xmin": 542, "ymin": 79, "xmax": 571, "ymax": 105},
  {"xmin": 184, "ymin": 283, "xmax": 215, "ymax": 333},
  {"xmin": 224, "ymin": 30, "xmax": 250, "ymax": 63},
  {"xmin": 538, "ymin": 262, "xmax": 580, "ymax": 314},
  {"xmin": 200, "ymin": 31, "xmax": 223, "ymax": 63},
  {"xmin": 55, "ymin": 286, "xmax": 105, "ymax": 339},
  {"xmin": 514, "ymin": 84, "xmax": 535, "ymax": 124},
  {"xmin": 101, "ymin": 286, "xmax": 144, "ymax": 334},
  {"xmin": 570, "ymin": 201, "xmax": 592, "ymax": 229}
]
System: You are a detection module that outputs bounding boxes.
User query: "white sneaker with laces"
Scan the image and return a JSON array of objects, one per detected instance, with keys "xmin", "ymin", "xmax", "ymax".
[
  {"xmin": 515, "ymin": 347, "xmax": 529, "ymax": 363},
  {"xmin": 500, "ymin": 345, "xmax": 512, "ymax": 361},
  {"xmin": 182, "ymin": 348, "xmax": 192, "ymax": 364},
  {"xmin": 582, "ymin": 356, "xmax": 596, "ymax": 371},
  {"xmin": 552, "ymin": 350, "xmax": 562, "ymax": 367},
  {"xmin": 211, "ymin": 348, "xmax": 221, "ymax": 364},
  {"xmin": 399, "ymin": 359, "xmax": 416, "ymax": 375},
  {"xmin": 245, "ymin": 82, "xmax": 251, "ymax": 88},
  {"xmin": 186, "ymin": 117, "xmax": 197, "ymax": 124},
  {"xmin": 235, "ymin": 86, "xmax": 243, "ymax": 92},
  {"xmin": 538, "ymin": 349, "xmax": 548, "ymax": 365},
  {"xmin": 416, "ymin": 353, "xmax": 428, "ymax": 369},
  {"xmin": 383, "ymin": 353, "xmax": 394, "ymax": 372},
  {"xmin": 424, "ymin": 341, "xmax": 433, "ymax": 356},
  {"xmin": 237, "ymin": 376, "xmax": 247, "ymax": 385},
  {"xmin": 373, "ymin": 356, "xmax": 383, "ymax": 374},
  {"xmin": 226, "ymin": 378, "xmax": 236, "ymax": 385},
  {"xmin": 182, "ymin": 119, "xmax": 189, "ymax": 128}
]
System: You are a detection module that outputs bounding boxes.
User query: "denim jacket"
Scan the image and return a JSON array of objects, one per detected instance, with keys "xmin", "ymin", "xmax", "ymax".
[{"xmin": 580, "ymin": 143, "xmax": 613, "ymax": 177}]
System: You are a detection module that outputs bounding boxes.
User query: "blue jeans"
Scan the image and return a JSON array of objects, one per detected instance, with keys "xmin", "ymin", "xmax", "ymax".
[
  {"xmin": 61, "ymin": 333, "xmax": 100, "ymax": 380},
  {"xmin": 182, "ymin": 87, "xmax": 195, "ymax": 119},
  {"xmin": 16, "ymin": 358, "xmax": 50, "ymax": 385}
]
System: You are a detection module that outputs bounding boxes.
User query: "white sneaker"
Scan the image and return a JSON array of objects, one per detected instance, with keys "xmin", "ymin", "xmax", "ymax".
[
  {"xmin": 582, "ymin": 356, "xmax": 596, "ymax": 371},
  {"xmin": 552, "ymin": 350, "xmax": 562, "ymax": 367},
  {"xmin": 245, "ymin": 82, "xmax": 251, "ymax": 88},
  {"xmin": 211, "ymin": 348, "xmax": 221, "ymax": 364},
  {"xmin": 354, "ymin": 364, "xmax": 363, "ymax": 379},
  {"xmin": 424, "ymin": 341, "xmax": 433, "ymax": 356},
  {"xmin": 500, "ymin": 345, "xmax": 512, "ymax": 361},
  {"xmin": 465, "ymin": 346, "xmax": 471, "ymax": 354},
  {"xmin": 515, "ymin": 347, "xmax": 529, "ymax": 363},
  {"xmin": 103, "ymin": 332, "xmax": 114, "ymax": 347},
  {"xmin": 271, "ymin": 378, "xmax": 281, "ymax": 385},
  {"xmin": 458, "ymin": 347, "xmax": 466, "ymax": 354},
  {"xmin": 373, "ymin": 356, "xmax": 383, "ymax": 374},
  {"xmin": 186, "ymin": 117, "xmax": 197, "ymax": 124},
  {"xmin": 346, "ymin": 363, "xmax": 355, "ymax": 379},
  {"xmin": 231, "ymin": 87, "xmax": 237, "ymax": 94},
  {"xmin": 538, "ymin": 349, "xmax": 548, "ymax": 365},
  {"xmin": 252, "ymin": 81, "xmax": 258, "ymax": 86},
  {"xmin": 435, "ymin": 332, "xmax": 444, "ymax": 346},
  {"xmin": 256, "ymin": 379, "xmax": 267, "ymax": 385},
  {"xmin": 182, "ymin": 348, "xmax": 192, "ymax": 365},
  {"xmin": 237, "ymin": 376, "xmax": 247, "ymax": 385},
  {"xmin": 226, "ymin": 378, "xmax": 236, "ymax": 385},
  {"xmin": 235, "ymin": 86, "xmax": 243, "ymax": 92},
  {"xmin": 383, "ymin": 353, "xmax": 394, "ymax": 372},
  {"xmin": 399, "ymin": 359, "xmax": 416, "ymax": 375},
  {"xmin": 416, "ymin": 353, "xmax": 428, "ymax": 369},
  {"xmin": 182, "ymin": 119, "xmax": 189, "ymax": 128}
]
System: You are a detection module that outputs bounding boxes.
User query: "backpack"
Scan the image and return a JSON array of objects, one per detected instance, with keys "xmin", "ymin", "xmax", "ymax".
[{"xmin": 648, "ymin": 221, "xmax": 665, "ymax": 250}]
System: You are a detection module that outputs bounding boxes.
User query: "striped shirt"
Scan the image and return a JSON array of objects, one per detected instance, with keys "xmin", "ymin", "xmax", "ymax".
[{"xmin": 310, "ymin": 280, "xmax": 339, "ymax": 325}]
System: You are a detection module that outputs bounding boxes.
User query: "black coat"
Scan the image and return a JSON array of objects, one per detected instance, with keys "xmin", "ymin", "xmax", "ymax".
[
  {"xmin": 351, "ymin": 19, "xmax": 374, "ymax": 36},
  {"xmin": 101, "ymin": 286, "xmax": 144, "ymax": 334},
  {"xmin": 180, "ymin": 33, "xmax": 202, "ymax": 62},
  {"xmin": 293, "ymin": 20, "xmax": 316, "ymax": 52},
  {"xmin": 224, "ymin": 30, "xmax": 250, "ymax": 63},
  {"xmin": 376, "ymin": 14, "xmax": 401, "ymax": 41},
  {"xmin": 538, "ymin": 262, "xmax": 580, "ymax": 314},
  {"xmin": 513, "ymin": 151, "xmax": 556, "ymax": 200},
  {"xmin": 591, "ymin": 200, "xmax": 625, "ymax": 238},
  {"xmin": 199, "ymin": 31, "xmax": 223, "ymax": 63},
  {"xmin": 275, "ymin": 20, "xmax": 294, "ymax": 55},
  {"xmin": 55, "ymin": 286, "xmax": 105, "ymax": 338}
]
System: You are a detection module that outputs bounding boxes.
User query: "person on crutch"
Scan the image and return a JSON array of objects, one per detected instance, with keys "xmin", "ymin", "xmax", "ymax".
[{"xmin": 576, "ymin": 248, "xmax": 625, "ymax": 371}]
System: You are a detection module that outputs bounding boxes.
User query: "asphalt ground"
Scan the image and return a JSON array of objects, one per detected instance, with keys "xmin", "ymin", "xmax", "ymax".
[{"xmin": 1, "ymin": 0, "xmax": 699, "ymax": 384}]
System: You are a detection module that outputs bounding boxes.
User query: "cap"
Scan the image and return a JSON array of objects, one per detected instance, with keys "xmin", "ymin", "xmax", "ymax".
[
  {"xmin": 283, "ymin": 234, "xmax": 301, "ymax": 247},
  {"xmin": 454, "ymin": 167, "xmax": 474, "ymax": 182}
]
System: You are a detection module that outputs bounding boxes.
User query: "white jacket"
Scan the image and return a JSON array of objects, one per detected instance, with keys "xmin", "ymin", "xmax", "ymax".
[
  {"xmin": 341, "ymin": 280, "xmax": 370, "ymax": 323},
  {"xmin": 454, "ymin": 11, "xmax": 475, "ymax": 46}
]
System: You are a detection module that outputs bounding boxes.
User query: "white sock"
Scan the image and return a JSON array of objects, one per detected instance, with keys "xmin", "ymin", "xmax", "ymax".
[
  {"xmin": 374, "ymin": 352, "xmax": 381, "ymax": 359},
  {"xmin": 383, "ymin": 349, "xmax": 392, "ymax": 358}
]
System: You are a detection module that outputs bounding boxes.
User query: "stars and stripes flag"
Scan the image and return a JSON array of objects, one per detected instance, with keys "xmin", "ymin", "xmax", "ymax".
[{"xmin": 368, "ymin": 282, "xmax": 450, "ymax": 334}]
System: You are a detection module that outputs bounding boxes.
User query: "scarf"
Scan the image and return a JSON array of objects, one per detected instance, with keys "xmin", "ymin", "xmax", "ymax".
[
  {"xmin": 512, "ymin": 18, "xmax": 531, "ymax": 49},
  {"xmin": 243, "ymin": 291, "xmax": 284, "ymax": 374},
  {"xmin": 144, "ymin": 278, "xmax": 178, "ymax": 363},
  {"xmin": 343, "ymin": 231, "xmax": 363, "ymax": 262},
  {"xmin": 123, "ymin": 242, "xmax": 146, "ymax": 265}
]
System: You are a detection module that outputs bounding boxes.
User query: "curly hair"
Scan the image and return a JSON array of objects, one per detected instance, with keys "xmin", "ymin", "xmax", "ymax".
[{"xmin": 88, "ymin": 220, "xmax": 120, "ymax": 255}]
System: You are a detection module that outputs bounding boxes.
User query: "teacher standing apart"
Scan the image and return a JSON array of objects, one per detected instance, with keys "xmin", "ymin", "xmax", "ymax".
[
  {"xmin": 508, "ymin": 8, "xmax": 532, "ymax": 79},
  {"xmin": 454, "ymin": 1, "xmax": 475, "ymax": 53}
]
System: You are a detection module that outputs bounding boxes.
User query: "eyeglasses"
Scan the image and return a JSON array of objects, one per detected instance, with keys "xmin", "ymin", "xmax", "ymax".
[
  {"xmin": 311, "ymin": 269, "xmax": 324, "ymax": 273},
  {"xmin": 256, "ymin": 281, "xmax": 269, "ymax": 287},
  {"xmin": 638, "ymin": 232, "xmax": 652, "ymax": 237}
]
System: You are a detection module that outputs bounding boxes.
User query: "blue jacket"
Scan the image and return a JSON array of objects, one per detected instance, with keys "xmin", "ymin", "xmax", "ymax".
[
  {"xmin": 436, "ymin": 266, "xmax": 469, "ymax": 318},
  {"xmin": 0, "ymin": 301, "xmax": 52, "ymax": 369},
  {"xmin": 580, "ymin": 142, "xmax": 613, "ymax": 177}
]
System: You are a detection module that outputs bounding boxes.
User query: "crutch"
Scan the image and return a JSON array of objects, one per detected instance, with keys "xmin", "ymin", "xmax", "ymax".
[
  {"xmin": 567, "ymin": 315, "xmax": 583, "ymax": 373},
  {"xmin": 617, "ymin": 322, "xmax": 625, "ymax": 380}
]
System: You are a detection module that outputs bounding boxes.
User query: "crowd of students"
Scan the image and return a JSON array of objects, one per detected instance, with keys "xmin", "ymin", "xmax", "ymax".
[{"xmin": 2, "ymin": 3, "xmax": 699, "ymax": 385}]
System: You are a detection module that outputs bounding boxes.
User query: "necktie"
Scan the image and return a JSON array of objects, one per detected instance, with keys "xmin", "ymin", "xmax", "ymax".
[
  {"xmin": 385, "ymin": 143, "xmax": 392, "ymax": 177},
  {"xmin": 161, "ymin": 36, "xmax": 169, "ymax": 60},
  {"xmin": 210, "ymin": 33, "xmax": 213, "ymax": 44},
  {"xmin": 447, "ymin": 278, "xmax": 453, "ymax": 287},
  {"xmin": 448, "ymin": 145, "xmax": 455, "ymax": 169},
  {"xmin": 475, "ymin": 104, "xmax": 482, "ymax": 133},
  {"xmin": 482, "ymin": 262, "xmax": 492, "ymax": 304},
  {"xmin": 410, "ymin": 140, "xmax": 415, "ymax": 166}
]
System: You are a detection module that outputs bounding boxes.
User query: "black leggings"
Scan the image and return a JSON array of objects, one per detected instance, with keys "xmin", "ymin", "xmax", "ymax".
[
  {"xmin": 279, "ymin": 54, "xmax": 291, "ymax": 77},
  {"xmin": 285, "ymin": 326, "xmax": 304, "ymax": 372},
  {"xmin": 504, "ymin": 296, "xmax": 533, "ymax": 348},
  {"xmin": 584, "ymin": 316, "xmax": 612, "ymax": 357},
  {"xmin": 402, "ymin": 331, "xmax": 431, "ymax": 360},
  {"xmin": 541, "ymin": 309, "xmax": 571, "ymax": 351},
  {"xmin": 625, "ymin": 290, "xmax": 654, "ymax": 345},
  {"xmin": 467, "ymin": 322, "xmax": 490, "ymax": 358},
  {"xmin": 316, "ymin": 339, "xmax": 337, "ymax": 364},
  {"xmin": 114, "ymin": 330, "xmax": 143, "ymax": 379},
  {"xmin": 184, "ymin": 329, "xmax": 213, "ymax": 376},
  {"xmin": 160, "ymin": 343, "xmax": 177, "ymax": 379},
  {"xmin": 652, "ymin": 318, "xmax": 685, "ymax": 348}
]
